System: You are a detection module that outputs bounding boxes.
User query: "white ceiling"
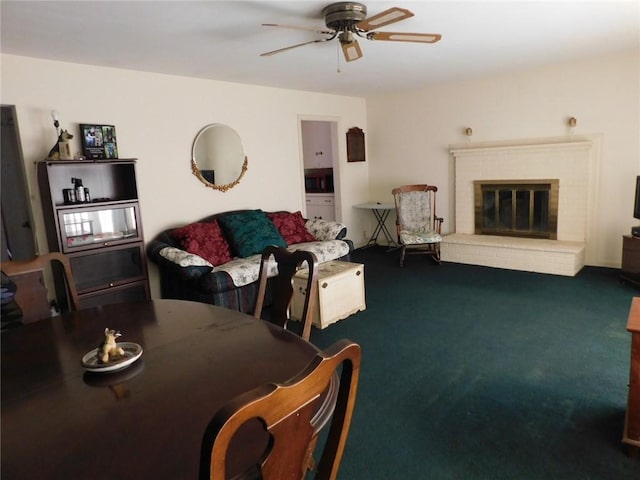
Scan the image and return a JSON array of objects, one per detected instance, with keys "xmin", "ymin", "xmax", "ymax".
[{"xmin": 1, "ymin": 1, "xmax": 638, "ymax": 97}]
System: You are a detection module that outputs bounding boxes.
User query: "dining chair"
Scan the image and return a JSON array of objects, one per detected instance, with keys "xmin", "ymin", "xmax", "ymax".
[
  {"xmin": 0, "ymin": 252, "xmax": 80, "ymax": 325},
  {"xmin": 392, "ymin": 184, "xmax": 444, "ymax": 267},
  {"xmin": 254, "ymin": 245, "xmax": 318, "ymax": 341},
  {"xmin": 199, "ymin": 338, "xmax": 361, "ymax": 480}
]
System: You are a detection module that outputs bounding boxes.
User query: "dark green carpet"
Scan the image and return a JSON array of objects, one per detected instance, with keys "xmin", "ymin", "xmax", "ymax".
[{"xmin": 309, "ymin": 247, "xmax": 639, "ymax": 479}]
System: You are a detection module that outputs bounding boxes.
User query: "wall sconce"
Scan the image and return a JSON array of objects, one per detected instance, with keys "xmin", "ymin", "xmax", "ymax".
[
  {"xmin": 568, "ymin": 117, "xmax": 577, "ymax": 127},
  {"xmin": 465, "ymin": 127, "xmax": 473, "ymax": 136}
]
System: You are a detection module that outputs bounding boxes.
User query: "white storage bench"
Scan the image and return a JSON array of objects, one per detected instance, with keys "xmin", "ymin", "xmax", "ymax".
[{"xmin": 291, "ymin": 260, "xmax": 365, "ymax": 329}]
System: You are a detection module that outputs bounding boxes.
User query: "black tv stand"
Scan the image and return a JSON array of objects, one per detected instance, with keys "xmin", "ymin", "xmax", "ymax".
[{"xmin": 622, "ymin": 235, "xmax": 640, "ymax": 288}]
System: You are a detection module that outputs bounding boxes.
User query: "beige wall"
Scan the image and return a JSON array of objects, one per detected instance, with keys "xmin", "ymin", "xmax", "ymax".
[
  {"xmin": 366, "ymin": 50, "xmax": 640, "ymax": 268},
  {"xmin": 3, "ymin": 49, "xmax": 638, "ymax": 301},
  {"xmin": 0, "ymin": 54, "xmax": 370, "ymax": 296}
]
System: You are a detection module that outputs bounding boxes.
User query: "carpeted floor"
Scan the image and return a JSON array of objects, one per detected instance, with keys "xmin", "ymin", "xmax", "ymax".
[{"xmin": 309, "ymin": 247, "xmax": 639, "ymax": 479}]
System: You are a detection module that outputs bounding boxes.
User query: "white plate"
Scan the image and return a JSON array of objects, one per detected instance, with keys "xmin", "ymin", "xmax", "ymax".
[{"xmin": 81, "ymin": 342, "xmax": 143, "ymax": 373}]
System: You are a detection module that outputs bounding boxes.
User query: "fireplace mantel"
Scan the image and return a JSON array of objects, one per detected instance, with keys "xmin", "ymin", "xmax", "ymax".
[{"xmin": 449, "ymin": 137, "xmax": 593, "ymax": 156}]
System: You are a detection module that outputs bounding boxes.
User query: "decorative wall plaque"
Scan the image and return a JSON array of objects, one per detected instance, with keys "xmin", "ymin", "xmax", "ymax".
[{"xmin": 346, "ymin": 127, "xmax": 365, "ymax": 162}]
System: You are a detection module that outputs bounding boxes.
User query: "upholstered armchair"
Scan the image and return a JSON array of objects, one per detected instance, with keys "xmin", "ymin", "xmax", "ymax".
[{"xmin": 392, "ymin": 184, "xmax": 443, "ymax": 266}]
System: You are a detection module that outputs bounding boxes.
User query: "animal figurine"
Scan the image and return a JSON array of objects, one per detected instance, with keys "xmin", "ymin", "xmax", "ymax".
[
  {"xmin": 97, "ymin": 328, "xmax": 125, "ymax": 364},
  {"xmin": 46, "ymin": 129, "xmax": 73, "ymax": 160}
]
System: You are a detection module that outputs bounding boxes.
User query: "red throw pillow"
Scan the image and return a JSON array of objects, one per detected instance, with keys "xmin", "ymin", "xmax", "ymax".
[
  {"xmin": 170, "ymin": 220, "xmax": 232, "ymax": 266},
  {"xmin": 267, "ymin": 211, "xmax": 316, "ymax": 245}
]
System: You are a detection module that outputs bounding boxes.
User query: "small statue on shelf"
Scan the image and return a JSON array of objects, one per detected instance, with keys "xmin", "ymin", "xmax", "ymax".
[
  {"xmin": 46, "ymin": 129, "xmax": 74, "ymax": 160},
  {"xmin": 97, "ymin": 328, "xmax": 125, "ymax": 364}
]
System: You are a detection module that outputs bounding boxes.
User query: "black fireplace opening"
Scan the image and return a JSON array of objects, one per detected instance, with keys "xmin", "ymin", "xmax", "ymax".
[{"xmin": 474, "ymin": 179, "xmax": 558, "ymax": 239}]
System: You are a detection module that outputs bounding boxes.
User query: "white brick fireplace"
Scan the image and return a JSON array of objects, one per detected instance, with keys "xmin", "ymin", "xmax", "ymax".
[{"xmin": 443, "ymin": 136, "xmax": 599, "ymax": 276}]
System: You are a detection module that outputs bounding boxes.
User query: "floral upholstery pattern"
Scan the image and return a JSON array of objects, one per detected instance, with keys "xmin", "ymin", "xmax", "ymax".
[
  {"xmin": 306, "ymin": 219, "xmax": 347, "ymax": 241},
  {"xmin": 213, "ymin": 255, "xmax": 275, "ymax": 288},
  {"xmin": 159, "ymin": 246, "xmax": 213, "ymax": 268},
  {"xmin": 218, "ymin": 210, "xmax": 287, "ymax": 258},
  {"xmin": 397, "ymin": 190, "xmax": 441, "ymax": 244},
  {"xmin": 398, "ymin": 191, "xmax": 431, "ymax": 231},
  {"xmin": 399, "ymin": 230, "xmax": 442, "ymax": 245},
  {"xmin": 147, "ymin": 209, "xmax": 353, "ymax": 313},
  {"xmin": 286, "ymin": 240, "xmax": 350, "ymax": 264},
  {"xmin": 158, "ymin": 246, "xmax": 213, "ymax": 280},
  {"xmin": 170, "ymin": 220, "xmax": 232, "ymax": 266},
  {"xmin": 214, "ymin": 240, "xmax": 350, "ymax": 287},
  {"xmin": 392, "ymin": 185, "xmax": 443, "ymax": 267},
  {"xmin": 267, "ymin": 211, "xmax": 316, "ymax": 245}
]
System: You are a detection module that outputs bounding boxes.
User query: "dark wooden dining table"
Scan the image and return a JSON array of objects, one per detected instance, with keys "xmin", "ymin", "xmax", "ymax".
[{"xmin": 1, "ymin": 299, "xmax": 327, "ymax": 479}]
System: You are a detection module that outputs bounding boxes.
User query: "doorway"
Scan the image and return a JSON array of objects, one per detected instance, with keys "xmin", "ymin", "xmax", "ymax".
[
  {"xmin": 1, "ymin": 105, "xmax": 37, "ymax": 261},
  {"xmin": 300, "ymin": 119, "xmax": 340, "ymax": 221}
]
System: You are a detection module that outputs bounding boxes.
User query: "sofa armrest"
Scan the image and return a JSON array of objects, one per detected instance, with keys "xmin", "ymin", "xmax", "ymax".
[
  {"xmin": 147, "ymin": 240, "xmax": 213, "ymax": 281},
  {"xmin": 305, "ymin": 219, "xmax": 347, "ymax": 241}
]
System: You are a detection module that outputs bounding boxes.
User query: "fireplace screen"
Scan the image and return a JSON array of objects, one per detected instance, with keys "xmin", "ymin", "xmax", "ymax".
[{"xmin": 474, "ymin": 179, "xmax": 558, "ymax": 239}]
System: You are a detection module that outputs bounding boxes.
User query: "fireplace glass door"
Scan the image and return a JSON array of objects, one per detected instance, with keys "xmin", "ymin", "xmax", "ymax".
[{"xmin": 474, "ymin": 180, "xmax": 558, "ymax": 239}]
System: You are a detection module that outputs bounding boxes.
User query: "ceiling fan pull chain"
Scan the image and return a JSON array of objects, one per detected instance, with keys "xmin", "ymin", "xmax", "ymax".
[{"xmin": 336, "ymin": 41, "xmax": 342, "ymax": 73}]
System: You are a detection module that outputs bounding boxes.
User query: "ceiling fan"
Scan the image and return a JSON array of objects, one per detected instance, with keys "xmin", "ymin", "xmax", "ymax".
[{"xmin": 260, "ymin": 2, "xmax": 441, "ymax": 62}]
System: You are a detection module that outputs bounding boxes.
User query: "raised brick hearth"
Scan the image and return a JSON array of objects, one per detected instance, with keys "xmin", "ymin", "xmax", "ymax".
[{"xmin": 442, "ymin": 234, "xmax": 585, "ymax": 276}]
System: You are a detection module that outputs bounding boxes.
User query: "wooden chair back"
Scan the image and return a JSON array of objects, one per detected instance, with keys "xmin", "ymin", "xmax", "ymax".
[
  {"xmin": 1, "ymin": 252, "xmax": 79, "ymax": 324},
  {"xmin": 199, "ymin": 339, "xmax": 361, "ymax": 480},
  {"xmin": 254, "ymin": 246, "xmax": 318, "ymax": 341}
]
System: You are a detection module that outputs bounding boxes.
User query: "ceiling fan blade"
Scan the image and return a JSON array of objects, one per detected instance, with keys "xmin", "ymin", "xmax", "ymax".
[
  {"xmin": 260, "ymin": 38, "xmax": 330, "ymax": 57},
  {"xmin": 356, "ymin": 7, "xmax": 414, "ymax": 32},
  {"xmin": 262, "ymin": 23, "xmax": 335, "ymax": 35},
  {"xmin": 367, "ymin": 31, "xmax": 442, "ymax": 43},
  {"xmin": 341, "ymin": 39, "xmax": 363, "ymax": 62}
]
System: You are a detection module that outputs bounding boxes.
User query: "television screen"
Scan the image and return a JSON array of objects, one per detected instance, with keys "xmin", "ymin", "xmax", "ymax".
[{"xmin": 635, "ymin": 176, "xmax": 640, "ymax": 220}]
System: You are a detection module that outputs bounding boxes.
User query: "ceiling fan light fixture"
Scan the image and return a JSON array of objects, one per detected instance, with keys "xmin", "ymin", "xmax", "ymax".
[
  {"xmin": 339, "ymin": 30, "xmax": 354, "ymax": 43},
  {"xmin": 341, "ymin": 39, "xmax": 363, "ymax": 62}
]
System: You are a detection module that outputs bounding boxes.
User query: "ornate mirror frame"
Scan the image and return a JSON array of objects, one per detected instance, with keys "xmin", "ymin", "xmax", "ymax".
[{"xmin": 191, "ymin": 124, "xmax": 248, "ymax": 192}]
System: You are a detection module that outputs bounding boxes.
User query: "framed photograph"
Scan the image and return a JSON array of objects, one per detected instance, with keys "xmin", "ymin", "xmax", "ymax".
[{"xmin": 80, "ymin": 124, "xmax": 118, "ymax": 159}]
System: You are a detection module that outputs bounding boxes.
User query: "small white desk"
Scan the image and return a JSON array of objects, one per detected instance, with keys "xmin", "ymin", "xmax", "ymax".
[{"xmin": 354, "ymin": 202, "xmax": 398, "ymax": 248}]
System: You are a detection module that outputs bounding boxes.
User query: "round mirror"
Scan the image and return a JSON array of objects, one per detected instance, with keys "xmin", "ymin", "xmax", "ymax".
[{"xmin": 191, "ymin": 124, "xmax": 248, "ymax": 192}]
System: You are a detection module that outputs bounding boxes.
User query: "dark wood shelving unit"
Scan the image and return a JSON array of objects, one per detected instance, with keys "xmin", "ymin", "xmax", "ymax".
[
  {"xmin": 37, "ymin": 159, "xmax": 150, "ymax": 310},
  {"xmin": 621, "ymin": 235, "xmax": 640, "ymax": 288}
]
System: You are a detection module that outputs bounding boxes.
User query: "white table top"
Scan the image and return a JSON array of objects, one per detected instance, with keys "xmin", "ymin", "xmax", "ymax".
[{"xmin": 354, "ymin": 202, "xmax": 395, "ymax": 210}]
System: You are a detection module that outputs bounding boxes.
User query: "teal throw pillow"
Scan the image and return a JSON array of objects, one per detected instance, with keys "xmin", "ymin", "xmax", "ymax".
[{"xmin": 218, "ymin": 210, "xmax": 287, "ymax": 258}]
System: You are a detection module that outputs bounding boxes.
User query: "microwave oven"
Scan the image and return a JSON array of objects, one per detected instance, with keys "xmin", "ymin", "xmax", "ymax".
[{"xmin": 305, "ymin": 172, "xmax": 334, "ymax": 193}]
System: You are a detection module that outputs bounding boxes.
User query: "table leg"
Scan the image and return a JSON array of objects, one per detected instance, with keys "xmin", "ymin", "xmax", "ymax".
[
  {"xmin": 373, "ymin": 209, "xmax": 398, "ymax": 249},
  {"xmin": 366, "ymin": 209, "xmax": 398, "ymax": 250}
]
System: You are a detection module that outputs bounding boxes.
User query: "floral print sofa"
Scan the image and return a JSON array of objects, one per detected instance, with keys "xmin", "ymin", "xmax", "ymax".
[{"xmin": 146, "ymin": 209, "xmax": 353, "ymax": 313}]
